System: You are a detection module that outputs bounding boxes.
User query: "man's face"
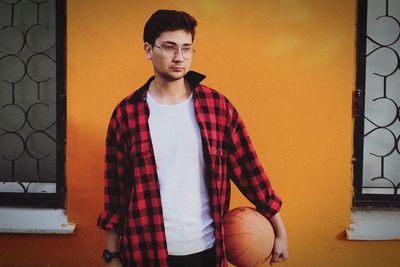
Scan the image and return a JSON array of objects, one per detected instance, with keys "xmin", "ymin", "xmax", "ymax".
[{"xmin": 145, "ymin": 29, "xmax": 193, "ymax": 81}]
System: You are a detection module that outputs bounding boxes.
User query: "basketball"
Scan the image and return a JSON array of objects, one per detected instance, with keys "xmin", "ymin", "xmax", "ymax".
[{"xmin": 223, "ymin": 207, "xmax": 275, "ymax": 267}]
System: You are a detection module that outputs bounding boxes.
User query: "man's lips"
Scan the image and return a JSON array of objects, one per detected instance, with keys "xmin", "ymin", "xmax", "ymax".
[{"xmin": 170, "ymin": 67, "xmax": 184, "ymax": 71}]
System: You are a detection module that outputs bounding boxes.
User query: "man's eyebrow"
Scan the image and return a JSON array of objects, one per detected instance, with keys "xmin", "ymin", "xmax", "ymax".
[{"xmin": 161, "ymin": 41, "xmax": 192, "ymax": 46}]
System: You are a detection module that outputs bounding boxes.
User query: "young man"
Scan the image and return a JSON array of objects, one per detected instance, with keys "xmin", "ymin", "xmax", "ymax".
[{"xmin": 97, "ymin": 9, "xmax": 288, "ymax": 267}]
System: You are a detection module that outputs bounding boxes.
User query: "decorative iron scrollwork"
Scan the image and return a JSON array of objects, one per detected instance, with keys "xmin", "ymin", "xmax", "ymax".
[{"xmin": 0, "ymin": 0, "xmax": 57, "ymax": 193}]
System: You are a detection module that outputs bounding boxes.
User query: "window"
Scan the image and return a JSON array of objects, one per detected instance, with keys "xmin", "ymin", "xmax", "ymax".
[
  {"xmin": 0, "ymin": 0, "xmax": 66, "ymax": 208},
  {"xmin": 348, "ymin": 0, "xmax": 400, "ymax": 240},
  {"xmin": 353, "ymin": 0, "xmax": 400, "ymax": 208}
]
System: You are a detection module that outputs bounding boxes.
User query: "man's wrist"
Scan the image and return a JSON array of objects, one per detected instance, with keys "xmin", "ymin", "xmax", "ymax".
[{"xmin": 102, "ymin": 249, "xmax": 120, "ymax": 263}]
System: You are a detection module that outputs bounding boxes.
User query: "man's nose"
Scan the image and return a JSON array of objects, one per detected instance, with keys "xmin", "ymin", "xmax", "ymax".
[{"xmin": 172, "ymin": 48, "xmax": 185, "ymax": 61}]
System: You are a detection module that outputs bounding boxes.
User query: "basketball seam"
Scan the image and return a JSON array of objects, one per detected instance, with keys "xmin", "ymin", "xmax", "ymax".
[{"xmin": 227, "ymin": 246, "xmax": 250, "ymax": 262}]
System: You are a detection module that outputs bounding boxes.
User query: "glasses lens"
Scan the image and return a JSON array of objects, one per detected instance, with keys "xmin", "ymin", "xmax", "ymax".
[
  {"xmin": 183, "ymin": 48, "xmax": 196, "ymax": 59},
  {"xmin": 182, "ymin": 50, "xmax": 193, "ymax": 59},
  {"xmin": 157, "ymin": 45, "xmax": 194, "ymax": 59},
  {"xmin": 163, "ymin": 49, "xmax": 175, "ymax": 58}
]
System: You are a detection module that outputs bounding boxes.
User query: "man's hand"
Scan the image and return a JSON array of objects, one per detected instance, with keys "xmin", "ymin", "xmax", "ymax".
[
  {"xmin": 270, "ymin": 234, "xmax": 288, "ymax": 265},
  {"xmin": 268, "ymin": 212, "xmax": 288, "ymax": 265}
]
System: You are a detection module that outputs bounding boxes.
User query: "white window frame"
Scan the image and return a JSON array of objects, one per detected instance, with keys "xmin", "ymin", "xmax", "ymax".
[{"xmin": 0, "ymin": 207, "xmax": 75, "ymax": 234}]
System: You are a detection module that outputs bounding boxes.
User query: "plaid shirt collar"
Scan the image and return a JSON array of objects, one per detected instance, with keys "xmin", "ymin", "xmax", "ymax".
[{"xmin": 129, "ymin": 71, "xmax": 207, "ymax": 104}]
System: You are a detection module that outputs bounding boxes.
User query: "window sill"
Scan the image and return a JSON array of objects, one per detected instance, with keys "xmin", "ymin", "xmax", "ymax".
[
  {"xmin": 0, "ymin": 207, "xmax": 76, "ymax": 234},
  {"xmin": 346, "ymin": 208, "xmax": 400, "ymax": 240}
]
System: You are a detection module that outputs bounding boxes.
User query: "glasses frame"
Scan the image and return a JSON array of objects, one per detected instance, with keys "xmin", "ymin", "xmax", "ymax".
[{"xmin": 152, "ymin": 44, "xmax": 195, "ymax": 60}]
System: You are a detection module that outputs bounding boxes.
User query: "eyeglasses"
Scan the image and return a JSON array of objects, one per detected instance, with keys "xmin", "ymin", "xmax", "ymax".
[{"xmin": 152, "ymin": 44, "xmax": 195, "ymax": 60}]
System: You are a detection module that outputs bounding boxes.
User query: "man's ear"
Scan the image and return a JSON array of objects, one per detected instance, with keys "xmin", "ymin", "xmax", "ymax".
[{"xmin": 144, "ymin": 42, "xmax": 152, "ymax": 60}]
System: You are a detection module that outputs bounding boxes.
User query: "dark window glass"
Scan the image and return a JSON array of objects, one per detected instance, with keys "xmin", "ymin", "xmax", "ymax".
[
  {"xmin": 0, "ymin": 0, "xmax": 66, "ymax": 208},
  {"xmin": 353, "ymin": 0, "xmax": 400, "ymax": 207}
]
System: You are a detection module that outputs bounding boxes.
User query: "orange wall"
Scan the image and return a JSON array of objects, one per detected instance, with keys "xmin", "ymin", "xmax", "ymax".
[{"xmin": 1, "ymin": 0, "xmax": 400, "ymax": 266}]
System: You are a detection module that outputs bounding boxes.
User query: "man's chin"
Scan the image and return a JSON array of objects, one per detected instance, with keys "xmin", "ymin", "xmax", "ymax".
[{"xmin": 161, "ymin": 71, "xmax": 187, "ymax": 82}]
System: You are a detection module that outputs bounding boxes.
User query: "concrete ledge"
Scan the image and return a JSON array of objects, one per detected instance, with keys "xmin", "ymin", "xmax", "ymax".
[
  {"xmin": 0, "ymin": 207, "xmax": 76, "ymax": 234},
  {"xmin": 346, "ymin": 208, "xmax": 400, "ymax": 240}
]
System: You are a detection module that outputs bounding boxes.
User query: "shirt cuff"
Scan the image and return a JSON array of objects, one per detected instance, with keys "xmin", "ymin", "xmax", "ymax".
[
  {"xmin": 97, "ymin": 211, "xmax": 124, "ymax": 232},
  {"xmin": 256, "ymin": 191, "xmax": 282, "ymax": 219}
]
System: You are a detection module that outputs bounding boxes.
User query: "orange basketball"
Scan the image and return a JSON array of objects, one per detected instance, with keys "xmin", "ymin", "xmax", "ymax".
[{"xmin": 223, "ymin": 207, "xmax": 275, "ymax": 267}]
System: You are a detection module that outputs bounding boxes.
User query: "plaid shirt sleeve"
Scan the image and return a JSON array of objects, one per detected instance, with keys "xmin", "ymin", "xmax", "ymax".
[
  {"xmin": 226, "ymin": 102, "xmax": 282, "ymax": 219},
  {"xmin": 97, "ymin": 106, "xmax": 129, "ymax": 233}
]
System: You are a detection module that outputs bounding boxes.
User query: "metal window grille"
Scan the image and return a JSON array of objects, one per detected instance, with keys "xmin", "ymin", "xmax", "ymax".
[
  {"xmin": 353, "ymin": 0, "xmax": 400, "ymax": 207},
  {"xmin": 0, "ymin": 0, "xmax": 66, "ymax": 208}
]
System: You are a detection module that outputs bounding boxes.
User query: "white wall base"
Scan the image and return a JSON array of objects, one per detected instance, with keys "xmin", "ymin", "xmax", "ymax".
[
  {"xmin": 346, "ymin": 208, "xmax": 400, "ymax": 240},
  {"xmin": 0, "ymin": 207, "xmax": 76, "ymax": 234}
]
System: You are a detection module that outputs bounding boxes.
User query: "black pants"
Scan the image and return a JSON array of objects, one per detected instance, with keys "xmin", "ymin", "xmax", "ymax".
[{"xmin": 167, "ymin": 246, "xmax": 216, "ymax": 267}]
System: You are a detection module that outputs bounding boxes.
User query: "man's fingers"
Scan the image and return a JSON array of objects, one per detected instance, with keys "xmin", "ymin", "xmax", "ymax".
[
  {"xmin": 270, "ymin": 251, "xmax": 281, "ymax": 265},
  {"xmin": 270, "ymin": 251, "xmax": 288, "ymax": 265}
]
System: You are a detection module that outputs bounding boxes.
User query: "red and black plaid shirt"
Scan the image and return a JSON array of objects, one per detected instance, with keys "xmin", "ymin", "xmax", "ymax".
[{"xmin": 97, "ymin": 71, "xmax": 282, "ymax": 267}]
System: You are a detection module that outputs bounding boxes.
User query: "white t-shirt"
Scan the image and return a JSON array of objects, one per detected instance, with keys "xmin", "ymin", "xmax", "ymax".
[{"xmin": 146, "ymin": 91, "xmax": 215, "ymax": 255}]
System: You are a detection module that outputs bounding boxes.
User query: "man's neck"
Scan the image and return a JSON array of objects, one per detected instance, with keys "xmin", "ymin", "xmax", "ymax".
[{"xmin": 148, "ymin": 75, "xmax": 191, "ymax": 105}]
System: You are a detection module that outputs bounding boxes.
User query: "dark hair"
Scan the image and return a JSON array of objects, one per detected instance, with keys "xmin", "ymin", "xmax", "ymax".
[{"xmin": 143, "ymin": 10, "xmax": 197, "ymax": 45}]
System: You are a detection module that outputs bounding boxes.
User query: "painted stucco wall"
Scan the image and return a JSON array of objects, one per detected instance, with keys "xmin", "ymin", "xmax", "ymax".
[{"xmin": 1, "ymin": 0, "xmax": 399, "ymax": 266}]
